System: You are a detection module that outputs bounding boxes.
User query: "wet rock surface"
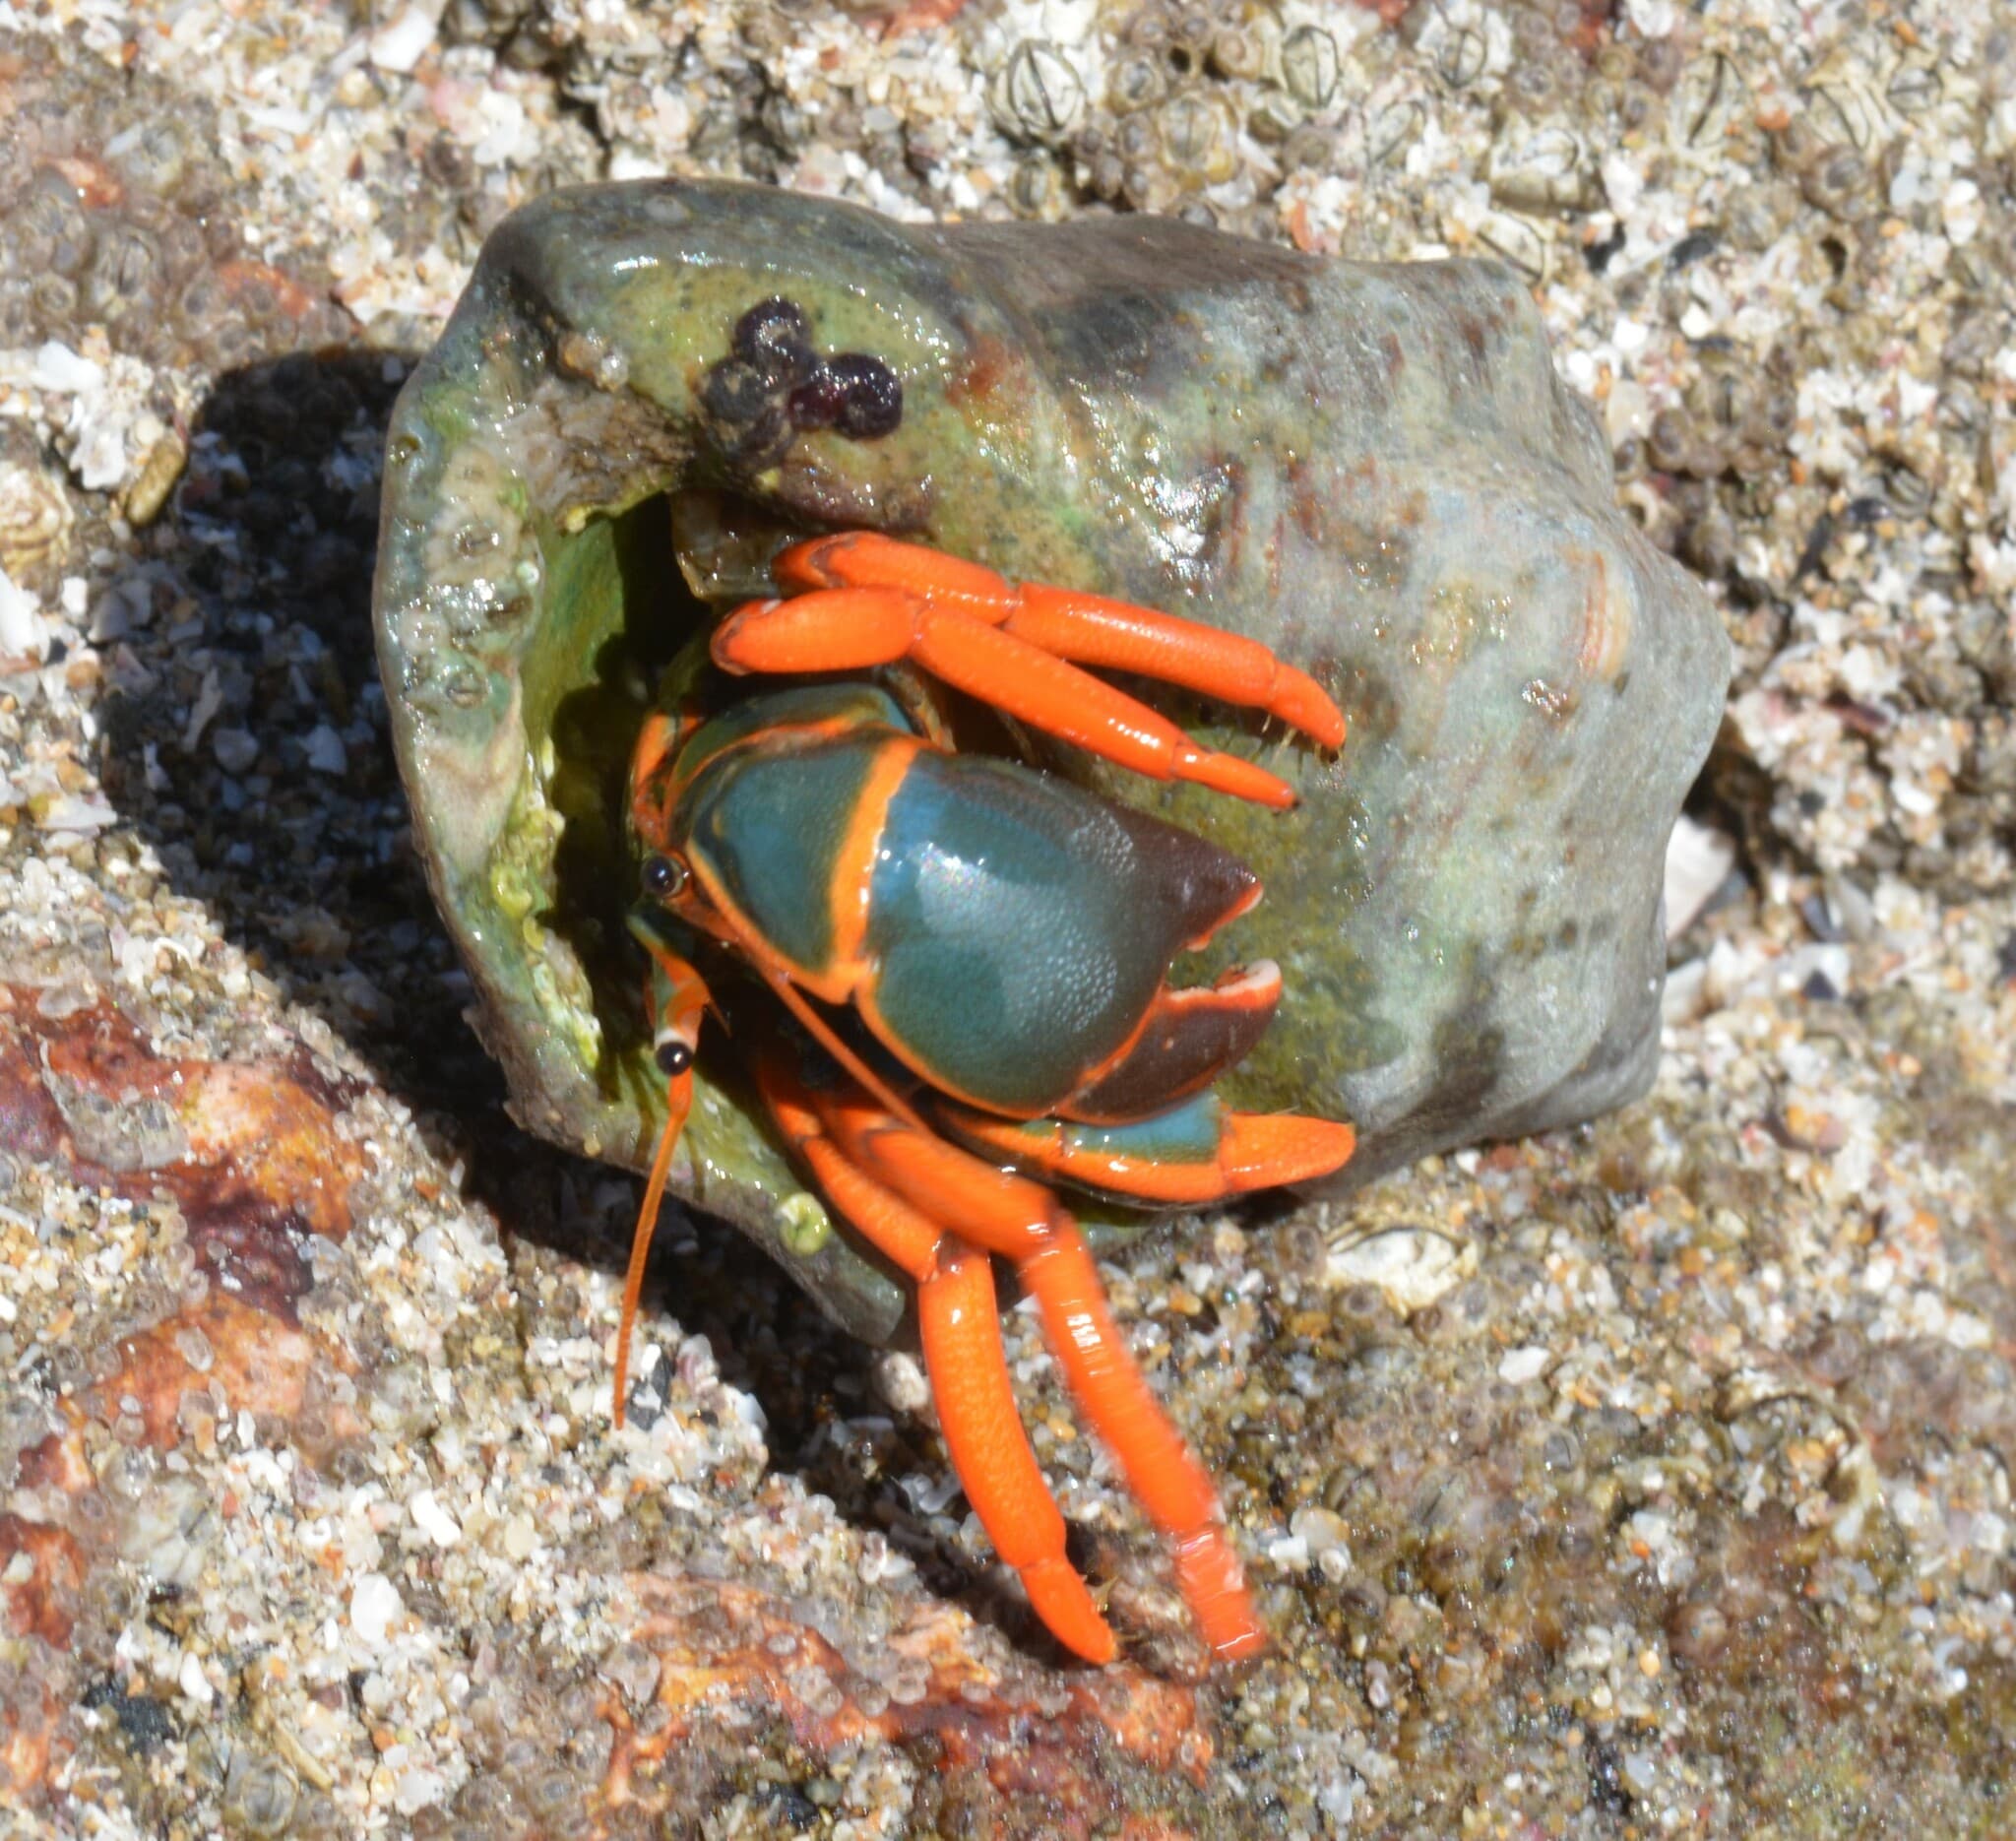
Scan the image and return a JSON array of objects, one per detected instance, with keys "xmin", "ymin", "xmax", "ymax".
[{"xmin": 1, "ymin": 4, "xmax": 2013, "ymax": 1838}]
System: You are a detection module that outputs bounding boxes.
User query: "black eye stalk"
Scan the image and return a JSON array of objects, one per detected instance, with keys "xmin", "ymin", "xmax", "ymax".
[
  {"xmin": 699, "ymin": 295, "xmax": 905, "ymax": 469},
  {"xmin": 654, "ymin": 1041, "xmax": 694, "ymax": 1077}
]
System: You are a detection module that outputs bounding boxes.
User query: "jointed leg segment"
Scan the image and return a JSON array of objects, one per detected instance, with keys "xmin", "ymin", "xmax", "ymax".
[
  {"xmin": 757, "ymin": 1051, "xmax": 1268, "ymax": 1664},
  {"xmin": 759, "ymin": 1054, "xmax": 1119, "ymax": 1663},
  {"xmin": 713, "ymin": 532, "xmax": 1346, "ymax": 811}
]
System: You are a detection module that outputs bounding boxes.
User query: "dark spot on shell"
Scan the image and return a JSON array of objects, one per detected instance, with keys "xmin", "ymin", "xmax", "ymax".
[
  {"xmin": 788, "ymin": 363, "xmax": 850, "ymax": 431},
  {"xmin": 732, "ymin": 296, "xmax": 817, "ymax": 390},
  {"xmin": 1049, "ymin": 287, "xmax": 1166, "ymax": 384},
  {"xmin": 825, "ymin": 353, "xmax": 904, "ymax": 440},
  {"xmin": 943, "ymin": 334, "xmax": 1013, "ymax": 409},
  {"xmin": 1335, "ymin": 663, "xmax": 1401, "ymax": 750},
  {"xmin": 722, "ymin": 407, "xmax": 793, "ymax": 470},
  {"xmin": 701, "ymin": 356, "xmax": 779, "ymax": 429},
  {"xmin": 705, "ymin": 309, "xmax": 898, "ymax": 463},
  {"xmin": 1415, "ymin": 984, "xmax": 1507, "ymax": 1141}
]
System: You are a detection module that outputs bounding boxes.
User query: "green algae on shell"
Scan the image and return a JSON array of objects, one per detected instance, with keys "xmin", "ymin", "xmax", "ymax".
[{"xmin": 373, "ymin": 179, "xmax": 1729, "ymax": 1343}]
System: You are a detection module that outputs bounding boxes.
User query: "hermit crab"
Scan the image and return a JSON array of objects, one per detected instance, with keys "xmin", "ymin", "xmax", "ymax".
[
  {"xmin": 374, "ymin": 183, "xmax": 1727, "ymax": 1663},
  {"xmin": 615, "ymin": 517, "xmax": 1355, "ymax": 1659}
]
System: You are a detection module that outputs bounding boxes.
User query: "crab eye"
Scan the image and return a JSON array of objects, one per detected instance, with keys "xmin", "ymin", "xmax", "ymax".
[
  {"xmin": 655, "ymin": 1041, "xmax": 694, "ymax": 1077},
  {"xmin": 642, "ymin": 854, "xmax": 688, "ymax": 900}
]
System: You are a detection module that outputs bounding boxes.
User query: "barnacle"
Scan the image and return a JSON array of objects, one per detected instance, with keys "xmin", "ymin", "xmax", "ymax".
[{"xmin": 0, "ymin": 32, "xmax": 346, "ymax": 370}]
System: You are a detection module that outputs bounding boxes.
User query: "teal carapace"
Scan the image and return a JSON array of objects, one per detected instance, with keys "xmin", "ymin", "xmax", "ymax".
[{"xmin": 667, "ymin": 685, "xmax": 1260, "ymax": 1118}]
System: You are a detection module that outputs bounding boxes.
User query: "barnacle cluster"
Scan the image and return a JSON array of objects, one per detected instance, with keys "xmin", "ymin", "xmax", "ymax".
[
  {"xmin": 0, "ymin": 31, "xmax": 347, "ymax": 372},
  {"xmin": 0, "ymin": 422, "xmax": 74, "ymax": 599},
  {"xmin": 993, "ymin": 5, "xmax": 1348, "ymax": 228}
]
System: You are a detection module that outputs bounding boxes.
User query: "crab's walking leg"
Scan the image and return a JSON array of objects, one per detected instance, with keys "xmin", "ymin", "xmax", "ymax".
[
  {"xmin": 716, "ymin": 587, "xmax": 1295, "ymax": 808},
  {"xmin": 714, "ymin": 532, "xmax": 1346, "ymax": 811},
  {"xmin": 1021, "ymin": 1232, "xmax": 1266, "ymax": 1663},
  {"xmin": 922, "ymin": 1242, "xmax": 1121, "ymax": 1660},
  {"xmin": 945, "ymin": 1090, "xmax": 1358, "ymax": 1207},
  {"xmin": 759, "ymin": 1055, "xmax": 1117, "ymax": 1663},
  {"xmin": 778, "ymin": 533, "xmax": 1347, "ymax": 748},
  {"xmin": 791, "ymin": 1074, "xmax": 1268, "ymax": 1662}
]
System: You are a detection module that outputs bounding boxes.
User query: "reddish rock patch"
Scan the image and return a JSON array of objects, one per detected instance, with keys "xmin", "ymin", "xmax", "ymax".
[
  {"xmin": 599, "ymin": 1571, "xmax": 1211, "ymax": 1838},
  {"xmin": 0, "ymin": 1516, "xmax": 85, "ymax": 1648},
  {"xmin": 0, "ymin": 983, "xmax": 364, "ymax": 1243}
]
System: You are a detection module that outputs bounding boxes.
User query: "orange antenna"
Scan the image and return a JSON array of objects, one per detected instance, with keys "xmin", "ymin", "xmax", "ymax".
[{"xmin": 612, "ymin": 1070, "xmax": 689, "ymax": 1430}]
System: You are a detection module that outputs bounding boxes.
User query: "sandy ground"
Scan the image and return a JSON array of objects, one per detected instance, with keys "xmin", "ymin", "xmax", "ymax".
[{"xmin": 3, "ymin": 3, "xmax": 2014, "ymax": 1836}]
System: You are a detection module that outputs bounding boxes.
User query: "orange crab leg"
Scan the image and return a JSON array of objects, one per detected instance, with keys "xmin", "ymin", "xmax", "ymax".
[
  {"xmin": 716, "ymin": 532, "xmax": 1348, "ymax": 810},
  {"xmin": 1020, "ymin": 1230, "xmax": 1266, "ymax": 1662},
  {"xmin": 1002, "ymin": 586, "xmax": 1347, "ymax": 750},
  {"xmin": 944, "ymin": 1105, "xmax": 1358, "ymax": 1207},
  {"xmin": 714, "ymin": 588, "xmax": 1296, "ymax": 808},
  {"xmin": 759, "ymin": 1056, "xmax": 1117, "ymax": 1663},
  {"xmin": 774, "ymin": 532, "xmax": 1347, "ymax": 748},
  {"xmin": 798, "ymin": 1073, "xmax": 1267, "ymax": 1662},
  {"xmin": 922, "ymin": 1241, "xmax": 1120, "ymax": 1667},
  {"xmin": 817, "ymin": 1087, "xmax": 1064, "ymax": 1257}
]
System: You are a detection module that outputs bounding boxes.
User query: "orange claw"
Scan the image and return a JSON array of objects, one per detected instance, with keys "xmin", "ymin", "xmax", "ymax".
[
  {"xmin": 715, "ymin": 531, "xmax": 1347, "ymax": 809},
  {"xmin": 1004, "ymin": 582, "xmax": 1348, "ymax": 750},
  {"xmin": 946, "ymin": 1106, "xmax": 1358, "ymax": 1208}
]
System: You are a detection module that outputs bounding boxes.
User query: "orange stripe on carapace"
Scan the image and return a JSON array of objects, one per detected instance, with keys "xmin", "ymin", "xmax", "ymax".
[
  {"xmin": 826, "ymin": 736, "xmax": 920, "ymax": 982},
  {"xmin": 659, "ymin": 707, "xmax": 892, "ymax": 823},
  {"xmin": 670, "ymin": 729, "xmax": 919, "ymax": 1007}
]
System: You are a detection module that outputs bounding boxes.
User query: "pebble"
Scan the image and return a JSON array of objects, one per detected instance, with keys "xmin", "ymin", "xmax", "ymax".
[
  {"xmin": 0, "ymin": 567, "xmax": 42, "ymax": 658},
  {"xmin": 348, "ymin": 1573, "xmax": 404, "ymax": 1646},
  {"xmin": 368, "ymin": 11, "xmax": 440, "ymax": 75}
]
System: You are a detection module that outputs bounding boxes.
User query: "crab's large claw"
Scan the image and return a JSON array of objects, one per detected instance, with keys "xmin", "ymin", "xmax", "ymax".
[
  {"xmin": 1063, "ymin": 959, "xmax": 1282, "ymax": 1123},
  {"xmin": 711, "ymin": 532, "xmax": 1346, "ymax": 810},
  {"xmin": 757, "ymin": 1050, "xmax": 1267, "ymax": 1664}
]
